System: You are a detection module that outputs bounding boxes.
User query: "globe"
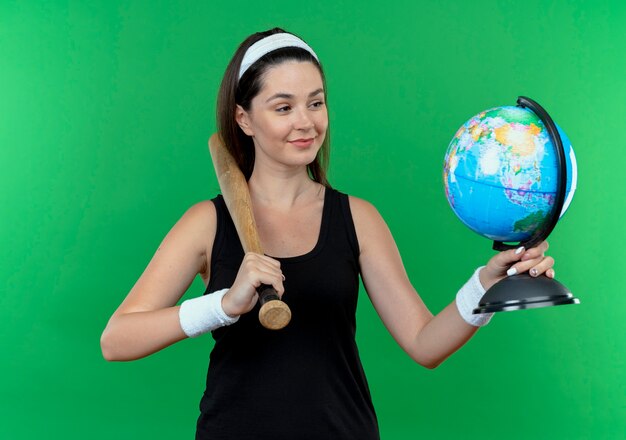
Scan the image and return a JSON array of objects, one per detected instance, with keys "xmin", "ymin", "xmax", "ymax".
[{"xmin": 443, "ymin": 105, "xmax": 578, "ymax": 243}]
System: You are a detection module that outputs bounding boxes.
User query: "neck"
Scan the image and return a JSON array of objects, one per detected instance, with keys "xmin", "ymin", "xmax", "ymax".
[{"xmin": 248, "ymin": 166, "xmax": 322, "ymax": 209}]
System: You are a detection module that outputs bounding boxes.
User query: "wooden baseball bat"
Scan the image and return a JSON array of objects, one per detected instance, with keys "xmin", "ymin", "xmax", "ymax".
[{"xmin": 208, "ymin": 133, "xmax": 291, "ymax": 330}]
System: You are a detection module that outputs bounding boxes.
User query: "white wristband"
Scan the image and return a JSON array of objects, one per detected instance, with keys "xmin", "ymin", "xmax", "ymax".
[
  {"xmin": 455, "ymin": 267, "xmax": 493, "ymax": 327},
  {"xmin": 179, "ymin": 288, "xmax": 239, "ymax": 338}
]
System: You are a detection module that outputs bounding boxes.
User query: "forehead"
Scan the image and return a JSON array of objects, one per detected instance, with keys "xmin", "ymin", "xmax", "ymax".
[{"xmin": 257, "ymin": 61, "xmax": 324, "ymax": 96}]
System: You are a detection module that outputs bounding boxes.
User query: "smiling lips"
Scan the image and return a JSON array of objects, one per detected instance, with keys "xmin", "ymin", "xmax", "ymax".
[{"xmin": 288, "ymin": 138, "xmax": 315, "ymax": 148}]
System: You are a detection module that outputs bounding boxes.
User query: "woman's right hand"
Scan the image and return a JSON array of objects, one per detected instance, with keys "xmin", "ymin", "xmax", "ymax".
[{"xmin": 221, "ymin": 252, "xmax": 285, "ymax": 317}]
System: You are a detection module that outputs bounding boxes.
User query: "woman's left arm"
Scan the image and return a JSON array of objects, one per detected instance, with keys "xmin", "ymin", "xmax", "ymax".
[{"xmin": 350, "ymin": 196, "xmax": 554, "ymax": 369}]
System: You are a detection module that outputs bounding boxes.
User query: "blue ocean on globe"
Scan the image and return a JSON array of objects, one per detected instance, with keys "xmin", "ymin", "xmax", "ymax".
[{"xmin": 443, "ymin": 105, "xmax": 577, "ymax": 242}]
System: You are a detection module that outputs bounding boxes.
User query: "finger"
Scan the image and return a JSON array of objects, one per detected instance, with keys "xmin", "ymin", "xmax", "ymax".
[
  {"xmin": 243, "ymin": 253, "xmax": 284, "ymax": 277},
  {"xmin": 252, "ymin": 267, "xmax": 285, "ymax": 296},
  {"xmin": 528, "ymin": 256, "xmax": 555, "ymax": 277},
  {"xmin": 256, "ymin": 260, "xmax": 285, "ymax": 282},
  {"xmin": 259, "ymin": 254, "xmax": 282, "ymax": 268},
  {"xmin": 521, "ymin": 242, "xmax": 548, "ymax": 261},
  {"xmin": 509, "ymin": 256, "xmax": 555, "ymax": 277},
  {"xmin": 247, "ymin": 253, "xmax": 284, "ymax": 278},
  {"xmin": 491, "ymin": 245, "xmax": 526, "ymax": 270},
  {"xmin": 241, "ymin": 254, "xmax": 285, "ymax": 295},
  {"xmin": 260, "ymin": 258, "xmax": 283, "ymax": 274},
  {"xmin": 244, "ymin": 251, "xmax": 278, "ymax": 265}
]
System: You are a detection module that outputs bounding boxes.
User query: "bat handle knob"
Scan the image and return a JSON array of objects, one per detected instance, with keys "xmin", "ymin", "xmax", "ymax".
[{"xmin": 257, "ymin": 284, "xmax": 291, "ymax": 330}]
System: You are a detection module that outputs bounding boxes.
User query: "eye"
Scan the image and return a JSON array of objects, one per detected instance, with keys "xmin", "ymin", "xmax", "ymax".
[
  {"xmin": 276, "ymin": 105, "xmax": 291, "ymax": 113},
  {"xmin": 310, "ymin": 100, "xmax": 325, "ymax": 109}
]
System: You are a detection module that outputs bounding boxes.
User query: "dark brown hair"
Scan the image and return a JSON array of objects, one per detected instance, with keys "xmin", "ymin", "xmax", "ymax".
[{"xmin": 216, "ymin": 28, "xmax": 330, "ymax": 186}]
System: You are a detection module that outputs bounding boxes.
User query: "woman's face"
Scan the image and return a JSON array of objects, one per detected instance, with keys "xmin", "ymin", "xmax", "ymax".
[{"xmin": 236, "ymin": 61, "xmax": 328, "ymax": 170}]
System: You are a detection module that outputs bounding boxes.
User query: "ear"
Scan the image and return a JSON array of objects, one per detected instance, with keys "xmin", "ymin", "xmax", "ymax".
[{"xmin": 235, "ymin": 105, "xmax": 254, "ymax": 136}]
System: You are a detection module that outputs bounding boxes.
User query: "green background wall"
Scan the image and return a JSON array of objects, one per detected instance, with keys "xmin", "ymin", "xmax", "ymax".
[{"xmin": 1, "ymin": 1, "xmax": 624, "ymax": 438}]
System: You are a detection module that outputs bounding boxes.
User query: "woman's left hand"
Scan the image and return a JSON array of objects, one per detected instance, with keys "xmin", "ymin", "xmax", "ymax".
[{"xmin": 479, "ymin": 240, "xmax": 555, "ymax": 291}]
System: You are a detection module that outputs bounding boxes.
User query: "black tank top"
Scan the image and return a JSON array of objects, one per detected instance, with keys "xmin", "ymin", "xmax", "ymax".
[{"xmin": 195, "ymin": 188, "xmax": 380, "ymax": 440}]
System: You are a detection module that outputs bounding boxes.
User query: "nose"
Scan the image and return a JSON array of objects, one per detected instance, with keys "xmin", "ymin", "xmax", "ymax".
[{"xmin": 293, "ymin": 107, "xmax": 314, "ymax": 131}]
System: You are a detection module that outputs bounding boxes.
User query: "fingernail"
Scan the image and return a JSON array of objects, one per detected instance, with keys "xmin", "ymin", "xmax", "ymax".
[
  {"xmin": 547, "ymin": 269, "xmax": 555, "ymax": 279},
  {"xmin": 281, "ymin": 274, "xmax": 286, "ymax": 281},
  {"xmin": 530, "ymin": 268, "xmax": 538, "ymax": 277},
  {"xmin": 507, "ymin": 267, "xmax": 517, "ymax": 276},
  {"xmin": 515, "ymin": 246, "xmax": 525, "ymax": 255}
]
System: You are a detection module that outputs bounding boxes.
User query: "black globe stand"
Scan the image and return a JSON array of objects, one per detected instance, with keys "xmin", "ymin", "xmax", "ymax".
[
  {"xmin": 473, "ymin": 96, "xmax": 580, "ymax": 314},
  {"xmin": 474, "ymin": 273, "xmax": 579, "ymax": 314}
]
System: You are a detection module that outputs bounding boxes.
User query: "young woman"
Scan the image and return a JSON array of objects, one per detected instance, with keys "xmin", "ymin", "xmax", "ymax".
[{"xmin": 101, "ymin": 28, "xmax": 555, "ymax": 439}]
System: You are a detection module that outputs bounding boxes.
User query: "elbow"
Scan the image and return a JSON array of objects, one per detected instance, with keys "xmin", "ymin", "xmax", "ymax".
[
  {"xmin": 100, "ymin": 330, "xmax": 116, "ymax": 361},
  {"xmin": 100, "ymin": 328, "xmax": 124, "ymax": 362},
  {"xmin": 413, "ymin": 353, "xmax": 447, "ymax": 370},
  {"xmin": 420, "ymin": 359, "xmax": 443, "ymax": 370},
  {"xmin": 100, "ymin": 325, "xmax": 151, "ymax": 362}
]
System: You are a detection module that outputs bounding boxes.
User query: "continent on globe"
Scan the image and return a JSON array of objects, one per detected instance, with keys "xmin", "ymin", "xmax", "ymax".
[
  {"xmin": 443, "ymin": 105, "xmax": 577, "ymax": 243},
  {"xmin": 514, "ymin": 210, "xmax": 548, "ymax": 235}
]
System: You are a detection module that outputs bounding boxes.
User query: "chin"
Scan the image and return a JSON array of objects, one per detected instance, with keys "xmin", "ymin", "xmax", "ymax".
[
  {"xmin": 298, "ymin": 149, "xmax": 321, "ymax": 165},
  {"xmin": 289, "ymin": 157, "xmax": 317, "ymax": 168}
]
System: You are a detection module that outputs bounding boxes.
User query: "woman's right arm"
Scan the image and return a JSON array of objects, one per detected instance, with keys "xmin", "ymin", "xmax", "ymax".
[{"xmin": 100, "ymin": 201, "xmax": 217, "ymax": 362}]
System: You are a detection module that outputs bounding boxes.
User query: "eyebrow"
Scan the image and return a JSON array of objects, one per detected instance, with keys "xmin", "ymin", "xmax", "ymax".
[{"xmin": 265, "ymin": 88, "xmax": 324, "ymax": 103}]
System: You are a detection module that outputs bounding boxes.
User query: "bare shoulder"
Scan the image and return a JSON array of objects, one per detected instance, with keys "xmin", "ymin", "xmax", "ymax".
[
  {"xmin": 348, "ymin": 195, "xmax": 386, "ymax": 226},
  {"xmin": 173, "ymin": 200, "xmax": 218, "ymax": 265},
  {"xmin": 347, "ymin": 195, "xmax": 380, "ymax": 218},
  {"xmin": 347, "ymin": 195, "xmax": 390, "ymax": 253},
  {"xmin": 180, "ymin": 200, "xmax": 217, "ymax": 232},
  {"xmin": 142, "ymin": 199, "xmax": 219, "ymax": 286},
  {"xmin": 165, "ymin": 200, "xmax": 217, "ymax": 247},
  {"xmin": 183, "ymin": 199, "xmax": 216, "ymax": 219},
  {"xmin": 112, "ymin": 200, "xmax": 218, "ymax": 315}
]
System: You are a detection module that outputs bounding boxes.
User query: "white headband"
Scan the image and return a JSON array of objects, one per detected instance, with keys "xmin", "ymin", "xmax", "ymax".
[{"xmin": 238, "ymin": 33, "xmax": 319, "ymax": 80}]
